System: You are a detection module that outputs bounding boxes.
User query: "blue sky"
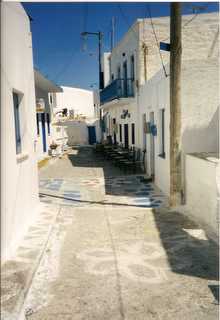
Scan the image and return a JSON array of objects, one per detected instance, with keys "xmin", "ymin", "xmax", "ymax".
[{"xmin": 22, "ymin": 2, "xmax": 219, "ymax": 90}]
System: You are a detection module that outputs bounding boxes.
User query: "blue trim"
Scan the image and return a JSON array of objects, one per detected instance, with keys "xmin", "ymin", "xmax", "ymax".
[
  {"xmin": 88, "ymin": 126, "xmax": 96, "ymax": 144},
  {"xmin": 41, "ymin": 113, "xmax": 47, "ymax": 152}
]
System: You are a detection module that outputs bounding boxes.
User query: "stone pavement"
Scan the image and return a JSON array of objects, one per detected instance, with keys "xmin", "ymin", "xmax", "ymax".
[
  {"xmin": 39, "ymin": 175, "xmax": 167, "ymax": 208},
  {"xmin": 2, "ymin": 146, "xmax": 219, "ymax": 320},
  {"xmin": 39, "ymin": 146, "xmax": 167, "ymax": 208},
  {"xmin": 1, "ymin": 203, "xmax": 61, "ymax": 320}
]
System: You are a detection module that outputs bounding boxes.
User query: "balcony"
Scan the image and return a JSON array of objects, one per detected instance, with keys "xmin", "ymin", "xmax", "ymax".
[{"xmin": 100, "ymin": 78, "xmax": 135, "ymax": 105}]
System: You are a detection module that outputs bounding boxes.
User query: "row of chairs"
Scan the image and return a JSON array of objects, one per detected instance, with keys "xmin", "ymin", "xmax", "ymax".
[{"xmin": 95, "ymin": 143, "xmax": 146, "ymax": 174}]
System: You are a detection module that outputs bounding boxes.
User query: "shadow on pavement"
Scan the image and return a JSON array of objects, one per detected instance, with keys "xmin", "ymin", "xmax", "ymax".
[
  {"xmin": 153, "ymin": 208, "xmax": 219, "ymax": 281},
  {"xmin": 67, "ymin": 146, "xmax": 153, "ymax": 198}
]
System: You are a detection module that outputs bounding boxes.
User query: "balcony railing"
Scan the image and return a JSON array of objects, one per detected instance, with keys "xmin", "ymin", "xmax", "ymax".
[{"xmin": 100, "ymin": 78, "xmax": 135, "ymax": 105}]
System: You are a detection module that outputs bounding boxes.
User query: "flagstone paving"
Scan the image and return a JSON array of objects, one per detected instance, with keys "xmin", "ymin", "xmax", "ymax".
[
  {"xmin": 2, "ymin": 146, "xmax": 218, "ymax": 320},
  {"xmin": 39, "ymin": 175, "xmax": 167, "ymax": 208}
]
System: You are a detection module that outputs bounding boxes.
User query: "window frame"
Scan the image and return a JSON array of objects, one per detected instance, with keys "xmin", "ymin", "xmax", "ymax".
[
  {"xmin": 158, "ymin": 108, "xmax": 166, "ymax": 158},
  {"xmin": 13, "ymin": 91, "xmax": 22, "ymax": 155}
]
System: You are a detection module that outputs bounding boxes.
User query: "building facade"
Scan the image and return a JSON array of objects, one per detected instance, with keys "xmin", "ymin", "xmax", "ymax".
[
  {"xmin": 54, "ymin": 86, "xmax": 101, "ymax": 145},
  {"xmin": 1, "ymin": 2, "xmax": 40, "ymax": 262},
  {"xmin": 100, "ymin": 12, "xmax": 219, "ymax": 238},
  {"xmin": 55, "ymin": 86, "xmax": 95, "ymax": 119},
  {"xmin": 34, "ymin": 69, "xmax": 62, "ymax": 160},
  {"xmin": 100, "ymin": 21, "xmax": 140, "ymax": 148},
  {"xmin": 100, "ymin": 12, "xmax": 219, "ymax": 150}
]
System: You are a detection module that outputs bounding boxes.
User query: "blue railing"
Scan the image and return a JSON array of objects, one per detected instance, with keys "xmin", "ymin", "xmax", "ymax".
[{"xmin": 100, "ymin": 78, "xmax": 135, "ymax": 105}]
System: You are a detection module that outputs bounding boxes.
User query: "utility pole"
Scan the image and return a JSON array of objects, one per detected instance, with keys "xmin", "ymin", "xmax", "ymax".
[
  {"xmin": 81, "ymin": 31, "xmax": 104, "ymax": 90},
  {"xmin": 170, "ymin": 3, "xmax": 182, "ymax": 207}
]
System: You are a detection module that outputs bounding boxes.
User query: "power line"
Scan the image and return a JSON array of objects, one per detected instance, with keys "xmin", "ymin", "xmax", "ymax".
[
  {"xmin": 117, "ymin": 4, "xmax": 139, "ymax": 42},
  {"xmin": 117, "ymin": 4, "xmax": 168, "ymax": 78},
  {"xmin": 53, "ymin": 49, "xmax": 79, "ymax": 83},
  {"xmin": 160, "ymin": 12, "xmax": 200, "ymax": 43},
  {"xmin": 146, "ymin": 4, "xmax": 168, "ymax": 78}
]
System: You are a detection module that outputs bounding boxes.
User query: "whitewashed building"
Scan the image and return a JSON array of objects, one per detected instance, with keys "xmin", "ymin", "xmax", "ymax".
[
  {"xmin": 100, "ymin": 12, "xmax": 219, "ymax": 148},
  {"xmin": 54, "ymin": 86, "xmax": 101, "ymax": 145},
  {"xmin": 100, "ymin": 12, "xmax": 219, "ymax": 238},
  {"xmin": 34, "ymin": 69, "xmax": 62, "ymax": 160},
  {"xmin": 1, "ymin": 2, "xmax": 40, "ymax": 262},
  {"xmin": 139, "ymin": 58, "xmax": 219, "ymax": 239},
  {"xmin": 55, "ymin": 86, "xmax": 95, "ymax": 119}
]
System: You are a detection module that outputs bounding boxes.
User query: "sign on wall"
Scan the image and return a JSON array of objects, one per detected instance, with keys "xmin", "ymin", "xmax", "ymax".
[{"xmin": 36, "ymin": 98, "xmax": 45, "ymax": 113}]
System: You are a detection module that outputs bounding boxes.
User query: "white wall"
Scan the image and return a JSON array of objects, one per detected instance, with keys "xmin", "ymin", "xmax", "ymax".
[
  {"xmin": 103, "ymin": 12, "xmax": 218, "ymax": 91},
  {"xmin": 1, "ymin": 2, "xmax": 40, "ymax": 262},
  {"xmin": 181, "ymin": 59, "xmax": 219, "ymax": 154},
  {"xmin": 185, "ymin": 154, "xmax": 219, "ymax": 239},
  {"xmin": 65, "ymin": 121, "xmax": 89, "ymax": 145},
  {"xmin": 138, "ymin": 58, "xmax": 219, "ymax": 196},
  {"xmin": 106, "ymin": 21, "xmax": 140, "ymax": 89},
  {"xmin": 55, "ymin": 86, "xmax": 95, "ymax": 119},
  {"xmin": 139, "ymin": 12, "xmax": 219, "ymax": 83},
  {"xmin": 138, "ymin": 69, "xmax": 170, "ymax": 194}
]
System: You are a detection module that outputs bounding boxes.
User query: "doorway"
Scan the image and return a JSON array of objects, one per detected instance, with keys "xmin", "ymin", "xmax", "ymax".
[
  {"xmin": 41, "ymin": 113, "xmax": 47, "ymax": 153},
  {"xmin": 113, "ymin": 118, "xmax": 117, "ymax": 145},
  {"xmin": 150, "ymin": 112, "xmax": 155, "ymax": 179},
  {"xmin": 142, "ymin": 114, "xmax": 147, "ymax": 150},
  {"xmin": 88, "ymin": 126, "xmax": 96, "ymax": 145},
  {"xmin": 124, "ymin": 123, "xmax": 129, "ymax": 149}
]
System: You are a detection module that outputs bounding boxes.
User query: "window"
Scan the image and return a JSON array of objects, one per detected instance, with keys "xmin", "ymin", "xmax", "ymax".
[
  {"xmin": 119, "ymin": 124, "xmax": 122, "ymax": 142},
  {"xmin": 123, "ymin": 61, "xmax": 128, "ymax": 96},
  {"xmin": 132, "ymin": 123, "xmax": 135, "ymax": 145},
  {"xmin": 130, "ymin": 55, "xmax": 135, "ymax": 95},
  {"xmin": 13, "ymin": 92, "xmax": 22, "ymax": 154},
  {"xmin": 130, "ymin": 55, "xmax": 135, "ymax": 80},
  {"xmin": 46, "ymin": 113, "xmax": 50, "ymax": 135},
  {"xmin": 49, "ymin": 93, "xmax": 53, "ymax": 104},
  {"xmin": 117, "ymin": 66, "xmax": 121, "ymax": 79},
  {"xmin": 159, "ymin": 109, "xmax": 165, "ymax": 158}
]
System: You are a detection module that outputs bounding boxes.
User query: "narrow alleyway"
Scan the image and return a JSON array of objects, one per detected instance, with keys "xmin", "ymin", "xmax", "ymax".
[{"xmin": 4, "ymin": 146, "xmax": 219, "ymax": 320}]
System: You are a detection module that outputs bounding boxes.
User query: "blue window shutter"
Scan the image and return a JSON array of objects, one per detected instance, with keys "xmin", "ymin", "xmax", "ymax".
[{"xmin": 46, "ymin": 113, "xmax": 50, "ymax": 135}]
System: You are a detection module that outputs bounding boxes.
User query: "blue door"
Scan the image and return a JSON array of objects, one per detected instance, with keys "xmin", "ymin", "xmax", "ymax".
[
  {"xmin": 88, "ymin": 126, "xmax": 96, "ymax": 145},
  {"xmin": 41, "ymin": 113, "xmax": 47, "ymax": 152}
]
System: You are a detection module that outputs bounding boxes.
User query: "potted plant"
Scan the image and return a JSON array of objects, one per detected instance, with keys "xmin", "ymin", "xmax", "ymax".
[{"xmin": 50, "ymin": 141, "xmax": 58, "ymax": 150}]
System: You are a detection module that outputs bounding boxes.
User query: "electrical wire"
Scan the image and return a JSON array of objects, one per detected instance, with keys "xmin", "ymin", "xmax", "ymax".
[
  {"xmin": 117, "ymin": 4, "xmax": 139, "ymax": 42},
  {"xmin": 160, "ymin": 12, "xmax": 200, "ymax": 43},
  {"xmin": 146, "ymin": 4, "xmax": 168, "ymax": 78},
  {"xmin": 53, "ymin": 49, "xmax": 79, "ymax": 83}
]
